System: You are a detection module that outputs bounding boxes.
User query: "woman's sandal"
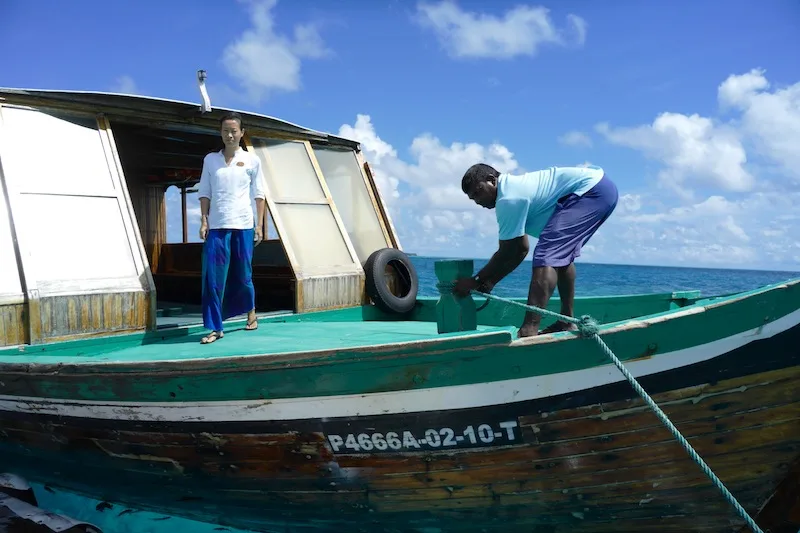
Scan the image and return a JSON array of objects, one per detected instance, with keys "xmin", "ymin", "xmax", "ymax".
[
  {"xmin": 245, "ymin": 317, "xmax": 258, "ymax": 331},
  {"xmin": 201, "ymin": 331, "xmax": 224, "ymax": 344}
]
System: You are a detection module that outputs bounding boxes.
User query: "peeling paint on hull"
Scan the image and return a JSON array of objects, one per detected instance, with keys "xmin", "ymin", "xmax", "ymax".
[{"xmin": 0, "ymin": 323, "xmax": 798, "ymax": 533}]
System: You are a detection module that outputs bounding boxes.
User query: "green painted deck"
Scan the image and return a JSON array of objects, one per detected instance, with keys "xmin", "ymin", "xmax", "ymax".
[
  {"xmin": 3, "ymin": 280, "xmax": 798, "ymax": 368},
  {"xmin": 0, "ymin": 316, "xmax": 513, "ymax": 365}
]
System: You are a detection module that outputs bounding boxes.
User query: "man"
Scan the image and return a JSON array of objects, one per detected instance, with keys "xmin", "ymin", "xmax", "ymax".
[
  {"xmin": 454, "ymin": 163, "xmax": 618, "ymax": 337},
  {"xmin": 197, "ymin": 112, "xmax": 267, "ymax": 344}
]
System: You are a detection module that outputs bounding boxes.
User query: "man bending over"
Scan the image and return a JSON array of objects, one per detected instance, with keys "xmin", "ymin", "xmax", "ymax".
[{"xmin": 454, "ymin": 163, "xmax": 618, "ymax": 337}]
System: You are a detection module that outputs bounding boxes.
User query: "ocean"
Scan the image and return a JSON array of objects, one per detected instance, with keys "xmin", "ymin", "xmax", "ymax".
[
  {"xmin": 5, "ymin": 259, "xmax": 799, "ymax": 533},
  {"xmin": 410, "ymin": 256, "xmax": 800, "ymax": 300}
]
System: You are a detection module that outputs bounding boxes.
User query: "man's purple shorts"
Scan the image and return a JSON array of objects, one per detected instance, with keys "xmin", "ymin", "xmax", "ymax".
[{"xmin": 533, "ymin": 174, "xmax": 618, "ymax": 268}]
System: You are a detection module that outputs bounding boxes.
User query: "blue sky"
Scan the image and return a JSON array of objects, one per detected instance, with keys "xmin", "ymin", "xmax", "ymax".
[{"xmin": 3, "ymin": 0, "xmax": 799, "ymax": 271}]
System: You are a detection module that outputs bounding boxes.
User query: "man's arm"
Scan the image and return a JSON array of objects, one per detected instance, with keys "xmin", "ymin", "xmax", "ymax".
[
  {"xmin": 475, "ymin": 236, "xmax": 529, "ymax": 290},
  {"xmin": 453, "ymin": 196, "xmax": 531, "ymax": 296}
]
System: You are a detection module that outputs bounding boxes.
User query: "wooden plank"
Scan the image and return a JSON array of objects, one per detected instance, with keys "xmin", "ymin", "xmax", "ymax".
[
  {"xmin": 0, "ymin": 303, "xmax": 28, "ymax": 346},
  {"xmin": 524, "ymin": 375, "xmax": 798, "ymax": 443},
  {"xmin": 367, "ymin": 415, "xmax": 800, "ymax": 490},
  {"xmin": 745, "ymin": 452, "xmax": 800, "ymax": 533},
  {"xmin": 298, "ymin": 273, "xmax": 364, "ymax": 313}
]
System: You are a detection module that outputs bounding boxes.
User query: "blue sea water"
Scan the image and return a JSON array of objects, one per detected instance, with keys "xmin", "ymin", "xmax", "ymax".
[
  {"xmin": 412, "ymin": 256, "xmax": 799, "ymax": 299},
  {"xmin": 9, "ymin": 259, "xmax": 799, "ymax": 533}
]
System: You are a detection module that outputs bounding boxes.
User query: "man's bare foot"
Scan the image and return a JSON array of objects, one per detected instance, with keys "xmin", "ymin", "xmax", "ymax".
[
  {"xmin": 518, "ymin": 324, "xmax": 540, "ymax": 338},
  {"xmin": 540, "ymin": 320, "xmax": 578, "ymax": 334}
]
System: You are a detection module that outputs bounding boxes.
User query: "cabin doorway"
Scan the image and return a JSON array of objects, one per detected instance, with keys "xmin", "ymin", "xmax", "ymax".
[{"xmin": 110, "ymin": 122, "xmax": 295, "ymax": 327}]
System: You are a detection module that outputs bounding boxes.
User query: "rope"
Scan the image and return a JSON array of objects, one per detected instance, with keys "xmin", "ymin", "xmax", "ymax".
[{"xmin": 440, "ymin": 281, "xmax": 763, "ymax": 532}]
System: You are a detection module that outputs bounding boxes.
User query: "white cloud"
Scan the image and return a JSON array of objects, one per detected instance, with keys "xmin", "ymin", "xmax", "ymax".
[
  {"xmin": 110, "ymin": 75, "xmax": 139, "ymax": 95},
  {"xmin": 596, "ymin": 112, "xmax": 753, "ymax": 197},
  {"xmin": 336, "ymin": 114, "xmax": 521, "ymax": 256},
  {"xmin": 337, "ymin": 75, "xmax": 800, "ymax": 269},
  {"xmin": 221, "ymin": 0, "xmax": 329, "ymax": 102},
  {"xmin": 559, "ymin": 130, "xmax": 592, "ymax": 147},
  {"xmin": 597, "ymin": 69, "xmax": 800, "ymax": 199},
  {"xmin": 602, "ymin": 190, "xmax": 800, "ymax": 269},
  {"xmin": 415, "ymin": 1, "xmax": 586, "ymax": 59},
  {"xmin": 718, "ymin": 68, "xmax": 800, "ymax": 181},
  {"xmin": 585, "ymin": 68, "xmax": 800, "ymax": 269}
]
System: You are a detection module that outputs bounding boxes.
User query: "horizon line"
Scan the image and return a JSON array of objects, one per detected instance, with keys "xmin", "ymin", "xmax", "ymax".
[{"xmin": 405, "ymin": 254, "xmax": 800, "ymax": 275}]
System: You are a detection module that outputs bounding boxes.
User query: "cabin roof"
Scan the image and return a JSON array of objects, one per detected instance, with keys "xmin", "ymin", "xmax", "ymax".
[{"xmin": 0, "ymin": 87, "xmax": 360, "ymax": 149}]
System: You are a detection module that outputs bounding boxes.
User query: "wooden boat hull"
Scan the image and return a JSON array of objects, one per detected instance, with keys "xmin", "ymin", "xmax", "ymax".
[{"xmin": 0, "ymin": 283, "xmax": 799, "ymax": 532}]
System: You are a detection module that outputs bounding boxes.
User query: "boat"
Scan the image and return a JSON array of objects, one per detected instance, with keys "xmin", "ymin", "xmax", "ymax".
[{"xmin": 0, "ymin": 73, "xmax": 798, "ymax": 533}]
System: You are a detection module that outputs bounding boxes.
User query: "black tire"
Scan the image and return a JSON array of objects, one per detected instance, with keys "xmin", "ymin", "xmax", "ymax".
[{"xmin": 364, "ymin": 248, "xmax": 418, "ymax": 315}]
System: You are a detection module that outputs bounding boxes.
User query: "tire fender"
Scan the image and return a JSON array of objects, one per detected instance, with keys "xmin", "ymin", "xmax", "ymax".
[{"xmin": 364, "ymin": 248, "xmax": 419, "ymax": 314}]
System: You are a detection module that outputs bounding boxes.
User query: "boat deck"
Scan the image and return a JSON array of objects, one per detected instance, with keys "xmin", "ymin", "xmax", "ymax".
[{"xmin": 0, "ymin": 312, "xmax": 514, "ymax": 365}]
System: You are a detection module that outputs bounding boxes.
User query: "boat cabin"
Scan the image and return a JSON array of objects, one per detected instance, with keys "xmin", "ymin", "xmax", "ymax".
[{"xmin": 0, "ymin": 81, "xmax": 403, "ymax": 346}]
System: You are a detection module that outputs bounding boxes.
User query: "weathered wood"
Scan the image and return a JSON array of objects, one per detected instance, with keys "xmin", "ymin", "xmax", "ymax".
[
  {"xmin": 31, "ymin": 291, "xmax": 151, "ymax": 342},
  {"xmin": 0, "ymin": 302, "xmax": 27, "ymax": 346},
  {"xmin": 0, "ymin": 357, "xmax": 797, "ymax": 532},
  {"xmin": 297, "ymin": 273, "xmax": 365, "ymax": 313},
  {"xmin": 745, "ymin": 452, "xmax": 800, "ymax": 533}
]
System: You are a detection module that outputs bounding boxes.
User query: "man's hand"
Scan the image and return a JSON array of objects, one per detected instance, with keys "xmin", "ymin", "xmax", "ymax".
[
  {"xmin": 254, "ymin": 225, "xmax": 263, "ymax": 246},
  {"xmin": 199, "ymin": 220, "xmax": 208, "ymax": 241},
  {"xmin": 453, "ymin": 277, "xmax": 478, "ymax": 297}
]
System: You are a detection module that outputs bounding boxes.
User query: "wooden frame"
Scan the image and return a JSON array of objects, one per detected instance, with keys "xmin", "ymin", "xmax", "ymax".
[
  {"xmin": 355, "ymin": 150, "xmax": 402, "ymax": 250},
  {"xmin": 303, "ymin": 141, "xmax": 362, "ymax": 267},
  {"xmin": 99, "ymin": 115, "xmax": 158, "ymax": 329},
  {"xmin": 0, "ymin": 104, "xmax": 155, "ymax": 343},
  {"xmin": 0, "ymin": 106, "xmax": 33, "ymax": 346},
  {"xmin": 0, "ymin": 104, "xmax": 42, "ymax": 343},
  {"xmin": 244, "ymin": 135, "xmax": 365, "ymax": 313}
]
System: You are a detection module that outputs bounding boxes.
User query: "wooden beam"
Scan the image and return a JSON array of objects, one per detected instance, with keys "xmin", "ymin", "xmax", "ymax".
[{"xmin": 97, "ymin": 115, "xmax": 157, "ymax": 330}]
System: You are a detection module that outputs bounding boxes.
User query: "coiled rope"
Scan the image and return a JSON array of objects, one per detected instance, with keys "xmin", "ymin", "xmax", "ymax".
[{"xmin": 445, "ymin": 283, "xmax": 763, "ymax": 532}]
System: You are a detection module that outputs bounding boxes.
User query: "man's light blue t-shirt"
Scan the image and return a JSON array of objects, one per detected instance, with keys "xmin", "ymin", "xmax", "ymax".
[{"xmin": 495, "ymin": 166, "xmax": 604, "ymax": 240}]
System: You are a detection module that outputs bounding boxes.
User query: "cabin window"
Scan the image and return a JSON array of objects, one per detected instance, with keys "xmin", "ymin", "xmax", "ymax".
[
  {"xmin": 312, "ymin": 145, "xmax": 390, "ymax": 264},
  {"xmin": 250, "ymin": 138, "xmax": 360, "ymax": 275},
  {"xmin": 254, "ymin": 139, "xmax": 326, "ymax": 201}
]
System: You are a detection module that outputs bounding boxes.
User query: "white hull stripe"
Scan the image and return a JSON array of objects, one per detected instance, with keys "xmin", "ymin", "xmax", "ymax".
[{"xmin": 0, "ymin": 309, "xmax": 798, "ymax": 422}]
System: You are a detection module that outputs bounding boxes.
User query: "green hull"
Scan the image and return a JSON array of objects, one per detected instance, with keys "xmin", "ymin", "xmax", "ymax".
[{"xmin": 0, "ymin": 279, "xmax": 799, "ymax": 532}]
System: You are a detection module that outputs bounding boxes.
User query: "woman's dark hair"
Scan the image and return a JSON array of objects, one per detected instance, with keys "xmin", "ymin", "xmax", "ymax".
[
  {"xmin": 461, "ymin": 163, "xmax": 499, "ymax": 193},
  {"xmin": 219, "ymin": 111, "xmax": 244, "ymax": 129}
]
